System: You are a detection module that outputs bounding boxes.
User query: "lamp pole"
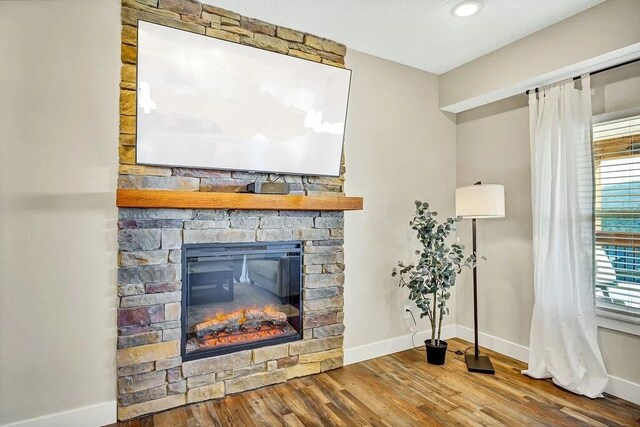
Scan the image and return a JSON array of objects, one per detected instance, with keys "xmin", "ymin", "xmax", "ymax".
[
  {"xmin": 464, "ymin": 181, "xmax": 495, "ymax": 374},
  {"xmin": 455, "ymin": 181, "xmax": 504, "ymax": 374},
  {"xmin": 472, "ymin": 217, "xmax": 479, "ymax": 359}
]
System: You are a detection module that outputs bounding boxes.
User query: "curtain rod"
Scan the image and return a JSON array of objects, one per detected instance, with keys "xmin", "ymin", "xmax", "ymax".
[{"xmin": 525, "ymin": 57, "xmax": 640, "ymax": 95}]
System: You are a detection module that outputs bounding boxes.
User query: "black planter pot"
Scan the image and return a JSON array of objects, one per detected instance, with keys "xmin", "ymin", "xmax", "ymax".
[{"xmin": 424, "ymin": 339, "xmax": 448, "ymax": 365}]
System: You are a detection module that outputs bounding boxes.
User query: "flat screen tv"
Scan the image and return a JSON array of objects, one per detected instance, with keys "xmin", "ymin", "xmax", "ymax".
[{"xmin": 136, "ymin": 21, "xmax": 352, "ymax": 177}]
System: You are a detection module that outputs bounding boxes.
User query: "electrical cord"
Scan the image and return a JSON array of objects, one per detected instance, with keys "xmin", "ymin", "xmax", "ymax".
[
  {"xmin": 405, "ymin": 309, "xmax": 467, "ymax": 355},
  {"xmin": 461, "ymin": 347, "xmax": 473, "ymax": 356},
  {"xmin": 405, "ymin": 309, "xmax": 480, "ymax": 356},
  {"xmin": 405, "ymin": 309, "xmax": 424, "ymax": 352}
]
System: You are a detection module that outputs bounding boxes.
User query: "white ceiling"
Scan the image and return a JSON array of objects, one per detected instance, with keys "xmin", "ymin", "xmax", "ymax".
[{"xmin": 204, "ymin": 0, "xmax": 605, "ymax": 74}]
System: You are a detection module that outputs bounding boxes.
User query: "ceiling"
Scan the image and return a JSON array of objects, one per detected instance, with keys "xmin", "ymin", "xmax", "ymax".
[{"xmin": 204, "ymin": 0, "xmax": 605, "ymax": 74}]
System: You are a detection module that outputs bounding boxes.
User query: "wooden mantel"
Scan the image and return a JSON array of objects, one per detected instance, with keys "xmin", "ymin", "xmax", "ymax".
[{"xmin": 116, "ymin": 189, "xmax": 364, "ymax": 211}]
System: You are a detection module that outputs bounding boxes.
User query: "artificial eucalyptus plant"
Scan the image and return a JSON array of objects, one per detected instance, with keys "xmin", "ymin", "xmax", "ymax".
[{"xmin": 392, "ymin": 201, "xmax": 477, "ymax": 346}]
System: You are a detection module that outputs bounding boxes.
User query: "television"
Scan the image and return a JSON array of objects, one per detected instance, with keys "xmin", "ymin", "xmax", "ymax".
[{"xmin": 136, "ymin": 21, "xmax": 352, "ymax": 177}]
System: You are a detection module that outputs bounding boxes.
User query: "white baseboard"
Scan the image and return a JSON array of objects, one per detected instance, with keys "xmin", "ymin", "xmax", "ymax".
[
  {"xmin": 1, "ymin": 401, "xmax": 116, "ymax": 427},
  {"xmin": 454, "ymin": 325, "xmax": 530, "ymax": 363},
  {"xmin": 344, "ymin": 324, "xmax": 457, "ymax": 365},
  {"xmin": 606, "ymin": 375, "xmax": 640, "ymax": 405}
]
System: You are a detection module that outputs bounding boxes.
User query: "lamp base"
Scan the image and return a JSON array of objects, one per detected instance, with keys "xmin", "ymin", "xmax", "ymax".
[{"xmin": 465, "ymin": 353, "xmax": 495, "ymax": 374}]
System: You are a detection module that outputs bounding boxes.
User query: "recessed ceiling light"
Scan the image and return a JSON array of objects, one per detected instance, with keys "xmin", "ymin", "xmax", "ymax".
[{"xmin": 453, "ymin": 1, "xmax": 482, "ymax": 17}]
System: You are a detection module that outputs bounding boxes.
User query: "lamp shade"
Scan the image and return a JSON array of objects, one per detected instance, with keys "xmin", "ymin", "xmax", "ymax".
[{"xmin": 455, "ymin": 184, "xmax": 505, "ymax": 218}]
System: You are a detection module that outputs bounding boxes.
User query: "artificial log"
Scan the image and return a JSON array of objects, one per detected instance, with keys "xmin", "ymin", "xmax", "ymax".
[
  {"xmin": 244, "ymin": 309, "xmax": 287, "ymax": 326},
  {"xmin": 195, "ymin": 308, "xmax": 288, "ymax": 339},
  {"xmin": 186, "ymin": 323, "xmax": 296, "ymax": 353},
  {"xmin": 195, "ymin": 312, "xmax": 243, "ymax": 338}
]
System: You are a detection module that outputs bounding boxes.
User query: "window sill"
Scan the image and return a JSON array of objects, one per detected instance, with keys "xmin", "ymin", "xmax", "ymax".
[{"xmin": 596, "ymin": 309, "xmax": 640, "ymax": 337}]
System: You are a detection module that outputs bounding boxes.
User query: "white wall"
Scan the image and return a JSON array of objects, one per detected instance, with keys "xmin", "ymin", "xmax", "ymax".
[
  {"xmin": 0, "ymin": 1, "xmax": 120, "ymax": 425},
  {"xmin": 440, "ymin": 0, "xmax": 640, "ymax": 112},
  {"xmin": 455, "ymin": 62, "xmax": 640, "ymax": 387},
  {"xmin": 456, "ymin": 96, "xmax": 533, "ymax": 348},
  {"xmin": 592, "ymin": 61, "xmax": 640, "ymax": 115},
  {"xmin": 343, "ymin": 50, "xmax": 458, "ymax": 357}
]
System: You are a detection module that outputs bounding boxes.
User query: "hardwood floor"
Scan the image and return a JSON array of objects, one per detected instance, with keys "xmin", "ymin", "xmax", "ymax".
[{"xmin": 111, "ymin": 338, "xmax": 640, "ymax": 426}]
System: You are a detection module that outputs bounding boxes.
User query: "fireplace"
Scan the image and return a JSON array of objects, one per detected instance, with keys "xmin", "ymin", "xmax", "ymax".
[{"xmin": 181, "ymin": 241, "xmax": 303, "ymax": 361}]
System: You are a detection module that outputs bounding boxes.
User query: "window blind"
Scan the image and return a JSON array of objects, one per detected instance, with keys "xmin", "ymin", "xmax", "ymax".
[{"xmin": 593, "ymin": 115, "xmax": 640, "ymax": 318}]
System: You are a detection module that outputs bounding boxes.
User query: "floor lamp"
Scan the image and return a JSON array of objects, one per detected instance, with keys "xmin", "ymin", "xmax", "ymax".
[{"xmin": 455, "ymin": 182, "xmax": 505, "ymax": 374}]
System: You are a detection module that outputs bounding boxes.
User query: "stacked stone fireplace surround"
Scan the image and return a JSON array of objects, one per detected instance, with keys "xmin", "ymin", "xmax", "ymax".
[{"xmin": 116, "ymin": 0, "xmax": 349, "ymax": 420}]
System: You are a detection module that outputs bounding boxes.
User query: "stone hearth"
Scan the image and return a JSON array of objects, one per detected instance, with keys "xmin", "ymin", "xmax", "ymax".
[{"xmin": 117, "ymin": 209, "xmax": 346, "ymax": 419}]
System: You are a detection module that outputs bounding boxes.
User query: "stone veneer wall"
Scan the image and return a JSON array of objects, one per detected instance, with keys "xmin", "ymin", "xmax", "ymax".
[{"xmin": 116, "ymin": 0, "xmax": 348, "ymax": 421}]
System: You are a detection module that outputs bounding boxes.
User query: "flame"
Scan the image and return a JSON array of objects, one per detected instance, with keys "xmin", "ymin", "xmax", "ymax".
[{"xmin": 203, "ymin": 305, "xmax": 280, "ymax": 325}]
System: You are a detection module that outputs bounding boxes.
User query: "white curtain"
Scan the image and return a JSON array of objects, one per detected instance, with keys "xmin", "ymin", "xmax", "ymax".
[{"xmin": 525, "ymin": 76, "xmax": 609, "ymax": 398}]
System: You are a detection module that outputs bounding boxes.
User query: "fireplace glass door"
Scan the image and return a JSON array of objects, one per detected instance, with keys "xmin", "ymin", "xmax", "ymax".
[{"xmin": 182, "ymin": 242, "xmax": 302, "ymax": 361}]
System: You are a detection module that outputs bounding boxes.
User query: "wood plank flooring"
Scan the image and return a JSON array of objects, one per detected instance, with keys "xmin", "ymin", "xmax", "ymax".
[{"xmin": 111, "ymin": 338, "xmax": 640, "ymax": 426}]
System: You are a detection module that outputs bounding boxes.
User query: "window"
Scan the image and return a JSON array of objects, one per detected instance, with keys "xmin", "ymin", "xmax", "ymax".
[{"xmin": 593, "ymin": 114, "xmax": 640, "ymax": 320}]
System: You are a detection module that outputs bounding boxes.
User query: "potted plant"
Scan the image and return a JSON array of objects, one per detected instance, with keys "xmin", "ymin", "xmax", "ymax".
[{"xmin": 392, "ymin": 201, "xmax": 476, "ymax": 365}]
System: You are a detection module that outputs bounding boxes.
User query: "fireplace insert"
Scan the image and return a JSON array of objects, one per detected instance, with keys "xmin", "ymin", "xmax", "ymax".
[{"xmin": 181, "ymin": 241, "xmax": 302, "ymax": 361}]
